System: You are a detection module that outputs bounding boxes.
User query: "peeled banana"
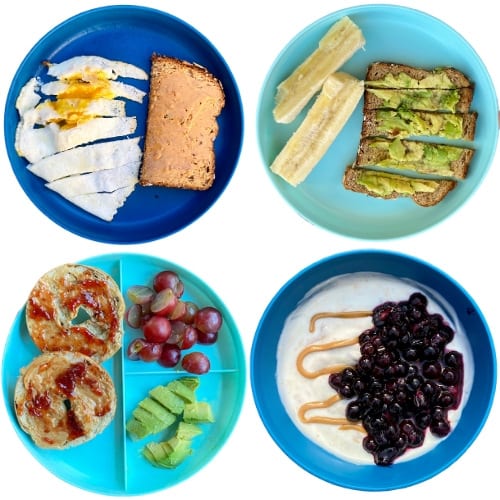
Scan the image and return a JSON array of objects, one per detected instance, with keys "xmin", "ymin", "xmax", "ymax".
[
  {"xmin": 271, "ymin": 72, "xmax": 364, "ymax": 186},
  {"xmin": 273, "ymin": 16, "xmax": 365, "ymax": 124}
]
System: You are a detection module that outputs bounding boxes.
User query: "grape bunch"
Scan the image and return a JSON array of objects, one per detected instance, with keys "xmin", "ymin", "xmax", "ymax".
[
  {"xmin": 328, "ymin": 292, "xmax": 464, "ymax": 466},
  {"xmin": 125, "ymin": 270, "xmax": 223, "ymax": 375}
]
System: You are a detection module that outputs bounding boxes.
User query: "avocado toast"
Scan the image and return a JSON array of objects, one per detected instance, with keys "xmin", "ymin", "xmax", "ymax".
[{"xmin": 343, "ymin": 62, "xmax": 477, "ymax": 206}]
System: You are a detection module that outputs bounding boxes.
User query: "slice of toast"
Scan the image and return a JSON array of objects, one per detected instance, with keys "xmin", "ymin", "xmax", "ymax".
[
  {"xmin": 355, "ymin": 137, "xmax": 474, "ymax": 179},
  {"xmin": 365, "ymin": 62, "xmax": 472, "ymax": 89},
  {"xmin": 361, "ymin": 109, "xmax": 477, "ymax": 140},
  {"xmin": 363, "ymin": 87, "xmax": 473, "ymax": 113},
  {"xmin": 139, "ymin": 54, "xmax": 225, "ymax": 190},
  {"xmin": 343, "ymin": 165, "xmax": 456, "ymax": 207}
]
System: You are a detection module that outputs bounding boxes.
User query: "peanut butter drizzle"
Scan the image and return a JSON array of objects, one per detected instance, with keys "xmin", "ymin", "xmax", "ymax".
[{"xmin": 296, "ymin": 309, "xmax": 372, "ymax": 433}]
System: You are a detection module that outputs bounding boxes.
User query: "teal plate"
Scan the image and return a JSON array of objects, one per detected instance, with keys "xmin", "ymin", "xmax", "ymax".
[
  {"xmin": 257, "ymin": 4, "xmax": 498, "ymax": 239},
  {"xmin": 1, "ymin": 253, "xmax": 246, "ymax": 495}
]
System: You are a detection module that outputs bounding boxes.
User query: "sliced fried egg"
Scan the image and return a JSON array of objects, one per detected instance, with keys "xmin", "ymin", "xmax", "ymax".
[
  {"xmin": 15, "ymin": 77, "xmax": 41, "ymax": 115},
  {"xmin": 27, "ymin": 137, "xmax": 142, "ymax": 182},
  {"xmin": 46, "ymin": 161, "xmax": 140, "ymax": 198},
  {"xmin": 16, "ymin": 116, "xmax": 137, "ymax": 163},
  {"xmin": 41, "ymin": 79, "xmax": 146, "ymax": 103},
  {"xmin": 31, "ymin": 98, "xmax": 126, "ymax": 127},
  {"xmin": 46, "ymin": 55, "xmax": 148, "ymax": 81},
  {"xmin": 67, "ymin": 184, "xmax": 137, "ymax": 222}
]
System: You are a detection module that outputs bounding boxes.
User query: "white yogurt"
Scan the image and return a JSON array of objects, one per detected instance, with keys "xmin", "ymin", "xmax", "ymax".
[{"xmin": 276, "ymin": 272, "xmax": 473, "ymax": 464}]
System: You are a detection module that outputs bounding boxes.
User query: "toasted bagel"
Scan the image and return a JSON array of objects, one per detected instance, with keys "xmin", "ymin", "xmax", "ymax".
[
  {"xmin": 26, "ymin": 263, "xmax": 125, "ymax": 362},
  {"xmin": 14, "ymin": 351, "xmax": 116, "ymax": 449}
]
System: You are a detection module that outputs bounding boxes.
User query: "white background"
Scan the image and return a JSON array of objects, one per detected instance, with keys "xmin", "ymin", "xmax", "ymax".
[{"xmin": 0, "ymin": 0, "xmax": 498, "ymax": 498}]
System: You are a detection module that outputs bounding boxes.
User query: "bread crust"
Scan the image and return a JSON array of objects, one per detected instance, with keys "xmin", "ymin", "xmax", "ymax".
[
  {"xmin": 25, "ymin": 263, "xmax": 125, "ymax": 362},
  {"xmin": 14, "ymin": 351, "xmax": 116, "ymax": 449},
  {"xmin": 139, "ymin": 54, "xmax": 225, "ymax": 190},
  {"xmin": 343, "ymin": 165, "xmax": 456, "ymax": 207},
  {"xmin": 365, "ymin": 62, "xmax": 472, "ymax": 88}
]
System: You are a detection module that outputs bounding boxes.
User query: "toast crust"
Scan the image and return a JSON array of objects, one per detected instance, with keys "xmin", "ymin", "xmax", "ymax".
[{"xmin": 140, "ymin": 54, "xmax": 225, "ymax": 190}]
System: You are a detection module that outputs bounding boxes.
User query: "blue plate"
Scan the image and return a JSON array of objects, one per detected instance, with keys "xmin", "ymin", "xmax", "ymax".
[
  {"xmin": 4, "ymin": 6, "xmax": 243, "ymax": 244},
  {"xmin": 251, "ymin": 249, "xmax": 496, "ymax": 490},
  {"xmin": 257, "ymin": 4, "xmax": 499, "ymax": 239},
  {"xmin": 2, "ymin": 253, "xmax": 246, "ymax": 495}
]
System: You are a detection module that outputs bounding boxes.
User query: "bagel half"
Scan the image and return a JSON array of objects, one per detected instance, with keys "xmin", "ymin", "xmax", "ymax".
[
  {"xmin": 14, "ymin": 351, "xmax": 116, "ymax": 449},
  {"xmin": 25, "ymin": 263, "xmax": 125, "ymax": 362}
]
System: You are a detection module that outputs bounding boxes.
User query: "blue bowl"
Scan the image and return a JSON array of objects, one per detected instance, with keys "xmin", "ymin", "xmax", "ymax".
[{"xmin": 250, "ymin": 249, "xmax": 496, "ymax": 490}]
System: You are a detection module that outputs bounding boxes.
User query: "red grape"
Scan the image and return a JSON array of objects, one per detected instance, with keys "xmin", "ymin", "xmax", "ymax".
[
  {"xmin": 182, "ymin": 352, "xmax": 210, "ymax": 374},
  {"xmin": 197, "ymin": 330, "xmax": 218, "ymax": 345},
  {"xmin": 126, "ymin": 303, "xmax": 143, "ymax": 329},
  {"xmin": 142, "ymin": 315, "xmax": 172, "ymax": 343},
  {"xmin": 138, "ymin": 342, "xmax": 163, "ymax": 362},
  {"xmin": 153, "ymin": 270, "xmax": 184, "ymax": 297},
  {"xmin": 127, "ymin": 285, "xmax": 155, "ymax": 305},
  {"xmin": 179, "ymin": 326, "xmax": 198, "ymax": 350},
  {"xmin": 150, "ymin": 288, "xmax": 178, "ymax": 316},
  {"xmin": 127, "ymin": 338, "xmax": 148, "ymax": 360},
  {"xmin": 194, "ymin": 306, "xmax": 223, "ymax": 334},
  {"xmin": 181, "ymin": 301, "xmax": 199, "ymax": 324},
  {"xmin": 159, "ymin": 344, "xmax": 181, "ymax": 367}
]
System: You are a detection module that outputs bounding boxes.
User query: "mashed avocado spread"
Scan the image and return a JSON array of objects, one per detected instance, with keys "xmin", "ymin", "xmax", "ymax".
[
  {"xmin": 356, "ymin": 170, "xmax": 439, "ymax": 196},
  {"xmin": 367, "ymin": 88, "xmax": 461, "ymax": 112},
  {"xmin": 365, "ymin": 71, "xmax": 456, "ymax": 89}
]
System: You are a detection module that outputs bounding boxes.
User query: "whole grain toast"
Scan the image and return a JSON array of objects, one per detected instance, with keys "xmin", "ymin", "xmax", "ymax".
[
  {"xmin": 365, "ymin": 62, "xmax": 473, "ymax": 89},
  {"xmin": 343, "ymin": 165, "xmax": 456, "ymax": 207},
  {"xmin": 139, "ymin": 54, "xmax": 225, "ymax": 190},
  {"xmin": 355, "ymin": 137, "xmax": 474, "ymax": 179},
  {"xmin": 363, "ymin": 87, "xmax": 473, "ymax": 113},
  {"xmin": 361, "ymin": 109, "xmax": 477, "ymax": 140}
]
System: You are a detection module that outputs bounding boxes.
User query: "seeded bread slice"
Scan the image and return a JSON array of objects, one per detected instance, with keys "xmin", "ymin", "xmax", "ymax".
[
  {"xmin": 355, "ymin": 138, "xmax": 474, "ymax": 179},
  {"xmin": 343, "ymin": 165, "xmax": 456, "ymax": 207},
  {"xmin": 363, "ymin": 87, "xmax": 473, "ymax": 113},
  {"xmin": 361, "ymin": 109, "xmax": 477, "ymax": 141},
  {"xmin": 365, "ymin": 62, "xmax": 472, "ymax": 89},
  {"xmin": 140, "ymin": 54, "xmax": 225, "ymax": 190}
]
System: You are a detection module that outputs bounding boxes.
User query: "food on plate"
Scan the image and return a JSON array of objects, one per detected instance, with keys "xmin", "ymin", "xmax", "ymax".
[
  {"xmin": 342, "ymin": 166, "xmax": 456, "ymax": 206},
  {"xmin": 363, "ymin": 87, "xmax": 473, "ymax": 113},
  {"xmin": 344, "ymin": 62, "xmax": 477, "ymax": 205},
  {"xmin": 125, "ymin": 268, "xmax": 222, "ymax": 374},
  {"xmin": 354, "ymin": 138, "xmax": 474, "ymax": 179},
  {"xmin": 273, "ymin": 16, "xmax": 365, "ymax": 123},
  {"xmin": 126, "ymin": 377, "xmax": 214, "ymax": 469},
  {"xmin": 276, "ymin": 272, "xmax": 471, "ymax": 465},
  {"xmin": 25, "ymin": 263, "xmax": 125, "ymax": 362},
  {"xmin": 45, "ymin": 54, "xmax": 149, "ymax": 81},
  {"xmin": 360, "ymin": 109, "xmax": 477, "ymax": 140},
  {"xmin": 14, "ymin": 351, "xmax": 116, "ymax": 449},
  {"xmin": 139, "ymin": 54, "xmax": 225, "ymax": 191},
  {"xmin": 27, "ymin": 137, "xmax": 142, "ymax": 182},
  {"xmin": 14, "ymin": 55, "xmax": 147, "ymax": 220},
  {"xmin": 271, "ymin": 72, "xmax": 364, "ymax": 186},
  {"xmin": 364, "ymin": 62, "xmax": 473, "ymax": 89}
]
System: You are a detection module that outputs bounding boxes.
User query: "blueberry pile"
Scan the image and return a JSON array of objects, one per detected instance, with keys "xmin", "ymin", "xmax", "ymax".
[{"xmin": 328, "ymin": 292, "xmax": 464, "ymax": 466}]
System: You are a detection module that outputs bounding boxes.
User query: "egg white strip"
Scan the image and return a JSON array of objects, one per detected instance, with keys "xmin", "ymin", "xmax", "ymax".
[
  {"xmin": 67, "ymin": 184, "xmax": 136, "ymax": 222},
  {"xmin": 46, "ymin": 55, "xmax": 148, "ymax": 81},
  {"xmin": 27, "ymin": 137, "xmax": 142, "ymax": 182},
  {"xmin": 40, "ymin": 80, "xmax": 146, "ymax": 103},
  {"xmin": 16, "ymin": 116, "xmax": 137, "ymax": 163},
  {"xmin": 32, "ymin": 98, "xmax": 126, "ymax": 125},
  {"xmin": 46, "ymin": 161, "xmax": 140, "ymax": 198},
  {"xmin": 15, "ymin": 77, "xmax": 41, "ymax": 115}
]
